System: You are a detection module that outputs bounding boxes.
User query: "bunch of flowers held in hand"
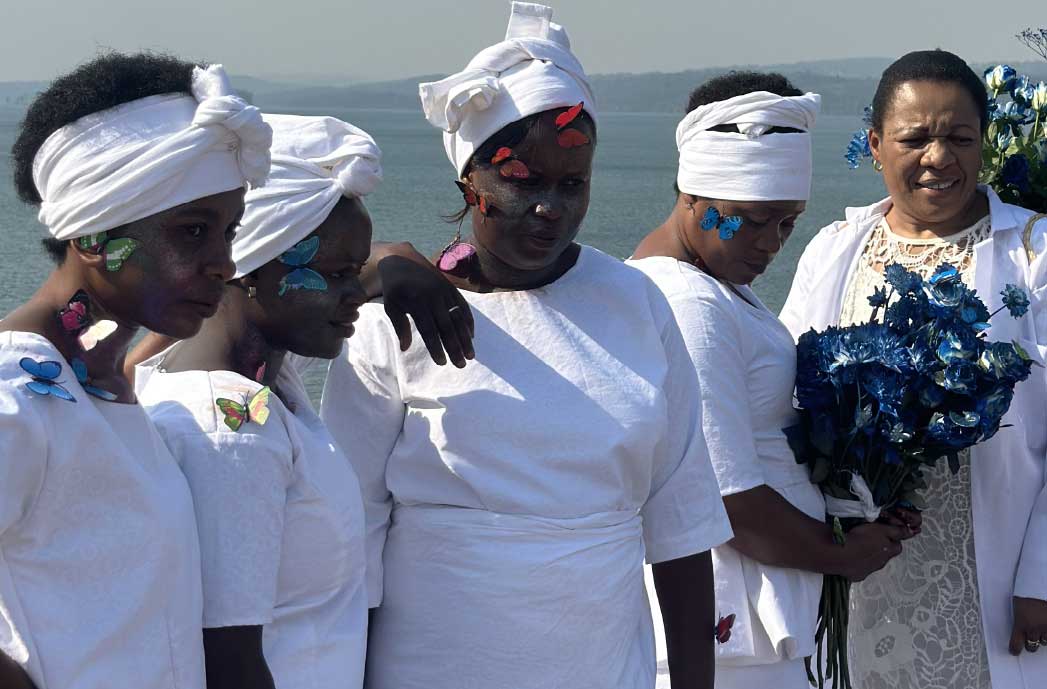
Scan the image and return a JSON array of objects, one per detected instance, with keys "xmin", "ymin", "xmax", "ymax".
[
  {"xmin": 845, "ymin": 65, "xmax": 1047, "ymax": 212},
  {"xmin": 786, "ymin": 263, "xmax": 1037, "ymax": 689}
]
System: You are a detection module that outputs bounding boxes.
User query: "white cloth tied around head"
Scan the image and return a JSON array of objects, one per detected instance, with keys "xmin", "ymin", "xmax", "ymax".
[
  {"xmin": 33, "ymin": 64, "xmax": 272, "ymax": 240},
  {"xmin": 419, "ymin": 1, "xmax": 596, "ymax": 176},
  {"xmin": 823, "ymin": 473, "xmax": 883, "ymax": 522},
  {"xmin": 676, "ymin": 90, "xmax": 821, "ymax": 201},
  {"xmin": 232, "ymin": 114, "xmax": 382, "ymax": 278}
]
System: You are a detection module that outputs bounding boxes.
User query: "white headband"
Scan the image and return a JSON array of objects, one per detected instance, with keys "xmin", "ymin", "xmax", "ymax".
[
  {"xmin": 676, "ymin": 90, "xmax": 821, "ymax": 201},
  {"xmin": 419, "ymin": 1, "xmax": 596, "ymax": 176},
  {"xmin": 232, "ymin": 114, "xmax": 382, "ymax": 278},
  {"xmin": 32, "ymin": 64, "xmax": 272, "ymax": 240}
]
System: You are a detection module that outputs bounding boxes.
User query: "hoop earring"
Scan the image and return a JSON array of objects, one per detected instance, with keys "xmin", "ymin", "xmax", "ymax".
[
  {"xmin": 246, "ymin": 286, "xmax": 257, "ymax": 299},
  {"xmin": 872, "ymin": 159, "xmax": 884, "ymax": 173}
]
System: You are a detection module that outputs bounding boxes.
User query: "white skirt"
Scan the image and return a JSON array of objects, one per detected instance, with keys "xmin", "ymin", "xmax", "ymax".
[{"xmin": 367, "ymin": 504, "xmax": 656, "ymax": 689}]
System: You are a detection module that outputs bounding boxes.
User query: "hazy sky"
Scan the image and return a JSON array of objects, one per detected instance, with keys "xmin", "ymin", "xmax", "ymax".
[{"xmin": 1, "ymin": 0, "xmax": 1042, "ymax": 83}]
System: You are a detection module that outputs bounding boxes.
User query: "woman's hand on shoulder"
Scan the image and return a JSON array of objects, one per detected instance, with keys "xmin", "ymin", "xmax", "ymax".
[
  {"xmin": 1010, "ymin": 596, "xmax": 1047, "ymax": 656},
  {"xmin": 369, "ymin": 242, "xmax": 474, "ymax": 368}
]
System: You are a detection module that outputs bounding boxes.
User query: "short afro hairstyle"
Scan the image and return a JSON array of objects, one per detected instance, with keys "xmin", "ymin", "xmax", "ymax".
[
  {"xmin": 870, "ymin": 50, "xmax": 988, "ymax": 133},
  {"xmin": 674, "ymin": 71, "xmax": 804, "ymax": 195},
  {"xmin": 12, "ymin": 52, "xmax": 201, "ymax": 263}
]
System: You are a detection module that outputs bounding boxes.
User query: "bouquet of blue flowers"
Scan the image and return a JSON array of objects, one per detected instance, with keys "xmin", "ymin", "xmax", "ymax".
[
  {"xmin": 786, "ymin": 263, "xmax": 1036, "ymax": 689},
  {"xmin": 845, "ymin": 65, "xmax": 1047, "ymax": 212}
]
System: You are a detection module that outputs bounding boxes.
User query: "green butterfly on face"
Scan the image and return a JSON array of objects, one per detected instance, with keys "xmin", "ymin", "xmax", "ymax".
[{"xmin": 75, "ymin": 231, "xmax": 140, "ymax": 272}]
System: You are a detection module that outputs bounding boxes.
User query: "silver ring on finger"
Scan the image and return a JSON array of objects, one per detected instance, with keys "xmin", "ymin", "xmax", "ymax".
[
  {"xmin": 1025, "ymin": 639, "xmax": 1040, "ymax": 651},
  {"xmin": 447, "ymin": 305, "xmax": 461, "ymax": 314}
]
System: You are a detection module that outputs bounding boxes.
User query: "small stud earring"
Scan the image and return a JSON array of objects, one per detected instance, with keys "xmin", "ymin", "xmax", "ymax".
[
  {"xmin": 685, "ymin": 201, "xmax": 695, "ymax": 214},
  {"xmin": 247, "ymin": 286, "xmax": 257, "ymax": 299}
]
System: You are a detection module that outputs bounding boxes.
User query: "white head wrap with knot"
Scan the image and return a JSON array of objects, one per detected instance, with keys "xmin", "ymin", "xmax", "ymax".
[
  {"xmin": 32, "ymin": 64, "xmax": 272, "ymax": 241},
  {"xmin": 419, "ymin": 1, "xmax": 596, "ymax": 176},
  {"xmin": 231, "ymin": 113, "xmax": 382, "ymax": 278},
  {"xmin": 676, "ymin": 90, "xmax": 821, "ymax": 201}
]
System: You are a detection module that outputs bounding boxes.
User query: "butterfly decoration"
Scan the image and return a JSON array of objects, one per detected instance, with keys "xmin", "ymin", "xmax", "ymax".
[
  {"xmin": 70, "ymin": 358, "xmax": 118, "ymax": 402},
  {"xmin": 556, "ymin": 129, "xmax": 590, "ymax": 149},
  {"xmin": 255, "ymin": 361, "xmax": 267, "ymax": 383},
  {"xmin": 715, "ymin": 613, "xmax": 736, "ymax": 644},
  {"xmin": 78, "ymin": 319, "xmax": 118, "ymax": 352},
  {"xmin": 438, "ymin": 240, "xmax": 477, "ymax": 275},
  {"xmin": 58, "ymin": 290, "xmax": 91, "ymax": 335},
  {"xmin": 277, "ymin": 236, "xmax": 328, "ymax": 297},
  {"xmin": 492, "ymin": 147, "xmax": 513, "ymax": 164},
  {"xmin": 699, "ymin": 206, "xmax": 744, "ymax": 241},
  {"xmin": 555, "ymin": 102, "xmax": 584, "ymax": 130},
  {"xmin": 215, "ymin": 386, "xmax": 272, "ymax": 432},
  {"xmin": 19, "ymin": 357, "xmax": 76, "ymax": 402},
  {"xmin": 76, "ymin": 231, "xmax": 140, "ymax": 272},
  {"xmin": 499, "ymin": 159, "xmax": 531, "ymax": 179},
  {"xmin": 454, "ymin": 181, "xmax": 491, "ymax": 216}
]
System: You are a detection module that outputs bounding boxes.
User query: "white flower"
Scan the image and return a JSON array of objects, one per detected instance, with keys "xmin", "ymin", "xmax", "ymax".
[{"xmin": 1032, "ymin": 81, "xmax": 1047, "ymax": 113}]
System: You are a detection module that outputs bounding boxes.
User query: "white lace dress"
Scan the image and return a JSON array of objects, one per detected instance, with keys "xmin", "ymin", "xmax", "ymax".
[{"xmin": 839, "ymin": 216, "xmax": 994, "ymax": 689}]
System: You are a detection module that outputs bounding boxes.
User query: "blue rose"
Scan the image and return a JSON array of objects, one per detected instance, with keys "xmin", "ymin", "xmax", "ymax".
[
  {"xmin": 985, "ymin": 64, "xmax": 1018, "ymax": 93},
  {"xmin": 979, "ymin": 341, "xmax": 1033, "ymax": 383},
  {"xmin": 845, "ymin": 129, "xmax": 872, "ymax": 169},
  {"xmin": 1000, "ymin": 154, "xmax": 1031, "ymax": 193},
  {"xmin": 927, "ymin": 411, "xmax": 980, "ymax": 449},
  {"xmin": 925, "ymin": 265, "xmax": 966, "ymax": 310},
  {"xmin": 937, "ymin": 328, "xmax": 977, "ymax": 364},
  {"xmin": 935, "ymin": 361, "xmax": 978, "ymax": 394},
  {"xmin": 1012, "ymin": 75, "xmax": 1036, "ymax": 106},
  {"xmin": 918, "ymin": 382, "xmax": 946, "ymax": 407}
]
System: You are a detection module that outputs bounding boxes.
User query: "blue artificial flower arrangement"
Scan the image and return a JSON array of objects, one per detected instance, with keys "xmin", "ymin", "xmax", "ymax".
[
  {"xmin": 844, "ymin": 65, "xmax": 1047, "ymax": 212},
  {"xmin": 787, "ymin": 263, "xmax": 1036, "ymax": 689}
]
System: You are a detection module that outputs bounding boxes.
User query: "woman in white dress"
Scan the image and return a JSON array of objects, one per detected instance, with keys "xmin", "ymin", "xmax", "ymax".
[
  {"xmin": 132, "ymin": 114, "xmax": 383, "ymax": 689},
  {"xmin": 780, "ymin": 49, "xmax": 1047, "ymax": 689},
  {"xmin": 629, "ymin": 73, "xmax": 916, "ymax": 688},
  {"xmin": 318, "ymin": 3, "xmax": 733, "ymax": 688},
  {"xmin": 0, "ymin": 53, "xmax": 270, "ymax": 689}
]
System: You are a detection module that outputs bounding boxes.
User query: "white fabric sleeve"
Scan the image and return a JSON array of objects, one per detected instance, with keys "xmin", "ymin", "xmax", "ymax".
[
  {"xmin": 1014, "ymin": 232, "xmax": 1047, "ymax": 601},
  {"xmin": 163, "ymin": 429, "xmax": 293, "ymax": 627},
  {"xmin": 641, "ymin": 286, "xmax": 734, "ymax": 564},
  {"xmin": 0, "ymin": 386, "xmax": 48, "ymax": 537},
  {"xmin": 665, "ymin": 289, "xmax": 766, "ymax": 496},
  {"xmin": 321, "ymin": 313, "xmax": 406, "ymax": 607},
  {"xmin": 779, "ymin": 222, "xmax": 839, "ymax": 339}
]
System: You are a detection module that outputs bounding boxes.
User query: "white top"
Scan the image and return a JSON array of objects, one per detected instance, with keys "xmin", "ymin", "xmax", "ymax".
[
  {"xmin": 136, "ymin": 353, "xmax": 368, "ymax": 689},
  {"xmin": 0, "ymin": 331, "xmax": 205, "ymax": 689},
  {"xmin": 629, "ymin": 257, "xmax": 824, "ymax": 669},
  {"xmin": 320, "ymin": 246, "xmax": 732, "ymax": 688},
  {"xmin": 839, "ymin": 217, "xmax": 992, "ymax": 688},
  {"xmin": 779, "ymin": 186, "xmax": 1047, "ymax": 688}
]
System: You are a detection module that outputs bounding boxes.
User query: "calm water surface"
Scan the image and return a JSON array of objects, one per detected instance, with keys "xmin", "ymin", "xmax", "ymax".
[{"xmin": 0, "ymin": 106, "xmax": 885, "ymax": 398}]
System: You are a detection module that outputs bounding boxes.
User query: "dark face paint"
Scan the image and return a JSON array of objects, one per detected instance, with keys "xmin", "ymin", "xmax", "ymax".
[
  {"xmin": 689, "ymin": 198, "xmax": 806, "ymax": 285},
  {"xmin": 466, "ymin": 110, "xmax": 594, "ymax": 275},
  {"xmin": 249, "ymin": 196, "xmax": 372, "ymax": 360},
  {"xmin": 88, "ymin": 188, "xmax": 243, "ymax": 339}
]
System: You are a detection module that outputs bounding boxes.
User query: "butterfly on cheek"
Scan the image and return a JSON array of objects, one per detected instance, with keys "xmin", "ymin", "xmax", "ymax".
[
  {"xmin": 699, "ymin": 207, "xmax": 744, "ymax": 241},
  {"xmin": 215, "ymin": 386, "xmax": 272, "ymax": 432},
  {"xmin": 76, "ymin": 232, "xmax": 141, "ymax": 272},
  {"xmin": 277, "ymin": 236, "xmax": 328, "ymax": 297},
  {"xmin": 19, "ymin": 357, "xmax": 76, "ymax": 402}
]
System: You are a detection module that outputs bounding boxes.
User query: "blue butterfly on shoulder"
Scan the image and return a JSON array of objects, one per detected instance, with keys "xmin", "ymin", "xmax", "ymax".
[
  {"xmin": 71, "ymin": 358, "xmax": 118, "ymax": 402},
  {"xmin": 277, "ymin": 236, "xmax": 328, "ymax": 297},
  {"xmin": 20, "ymin": 357, "xmax": 76, "ymax": 402},
  {"xmin": 699, "ymin": 206, "xmax": 744, "ymax": 240}
]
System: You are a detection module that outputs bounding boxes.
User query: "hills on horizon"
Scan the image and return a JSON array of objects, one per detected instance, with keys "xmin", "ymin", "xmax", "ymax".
[{"xmin": 3, "ymin": 57, "xmax": 1047, "ymax": 117}]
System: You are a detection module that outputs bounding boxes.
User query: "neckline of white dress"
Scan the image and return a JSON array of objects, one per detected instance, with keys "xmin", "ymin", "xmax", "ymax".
[{"xmin": 881, "ymin": 214, "xmax": 991, "ymax": 246}]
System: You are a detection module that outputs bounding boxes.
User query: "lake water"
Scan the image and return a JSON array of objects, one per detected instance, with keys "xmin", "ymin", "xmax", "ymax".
[{"xmin": 0, "ymin": 106, "xmax": 886, "ymax": 397}]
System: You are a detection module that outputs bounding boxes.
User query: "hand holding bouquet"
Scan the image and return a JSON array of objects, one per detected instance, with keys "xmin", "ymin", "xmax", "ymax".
[{"xmin": 786, "ymin": 262, "xmax": 1037, "ymax": 689}]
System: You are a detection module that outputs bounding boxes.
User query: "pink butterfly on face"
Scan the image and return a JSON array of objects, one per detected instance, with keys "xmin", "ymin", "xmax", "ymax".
[{"xmin": 438, "ymin": 242, "xmax": 477, "ymax": 273}]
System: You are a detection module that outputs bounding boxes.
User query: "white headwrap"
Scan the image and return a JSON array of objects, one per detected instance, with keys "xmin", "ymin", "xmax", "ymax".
[
  {"xmin": 32, "ymin": 64, "xmax": 272, "ymax": 240},
  {"xmin": 231, "ymin": 114, "xmax": 382, "ymax": 278},
  {"xmin": 419, "ymin": 1, "xmax": 596, "ymax": 176},
  {"xmin": 676, "ymin": 90, "xmax": 821, "ymax": 201}
]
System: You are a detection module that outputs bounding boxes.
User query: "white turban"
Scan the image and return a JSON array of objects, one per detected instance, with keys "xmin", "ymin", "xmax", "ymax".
[
  {"xmin": 676, "ymin": 90, "xmax": 821, "ymax": 201},
  {"xmin": 419, "ymin": 1, "xmax": 596, "ymax": 176},
  {"xmin": 231, "ymin": 114, "xmax": 382, "ymax": 278},
  {"xmin": 32, "ymin": 64, "xmax": 272, "ymax": 241}
]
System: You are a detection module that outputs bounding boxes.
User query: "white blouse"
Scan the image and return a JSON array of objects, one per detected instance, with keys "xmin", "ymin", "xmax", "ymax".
[
  {"xmin": 629, "ymin": 257, "xmax": 824, "ymax": 670},
  {"xmin": 321, "ymin": 246, "xmax": 733, "ymax": 689},
  {"xmin": 0, "ymin": 331, "xmax": 205, "ymax": 689},
  {"xmin": 136, "ymin": 353, "xmax": 368, "ymax": 689}
]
